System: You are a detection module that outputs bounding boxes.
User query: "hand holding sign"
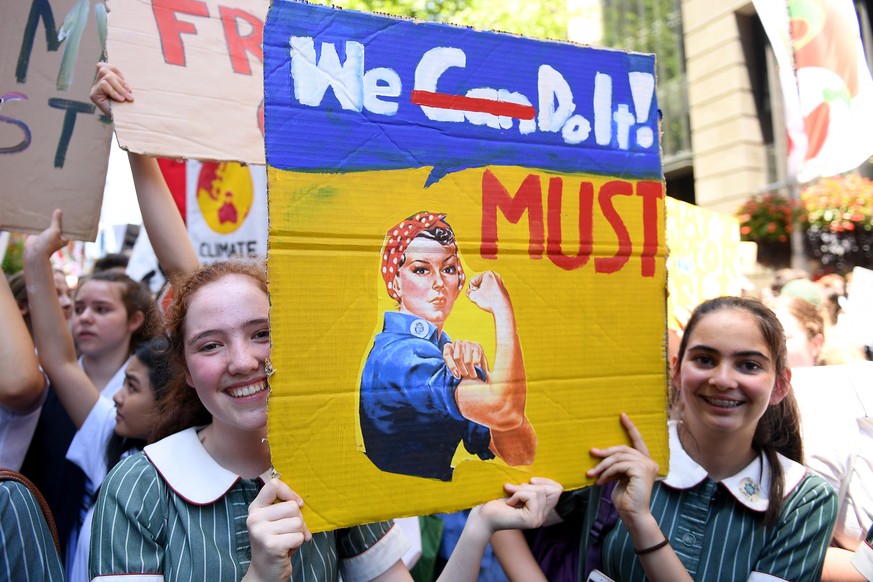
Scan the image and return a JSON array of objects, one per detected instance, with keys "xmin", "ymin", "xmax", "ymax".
[
  {"xmin": 244, "ymin": 478, "xmax": 312, "ymax": 582},
  {"xmin": 484, "ymin": 477, "xmax": 563, "ymax": 532},
  {"xmin": 24, "ymin": 209, "xmax": 69, "ymax": 259},
  {"xmin": 90, "ymin": 63, "xmax": 133, "ymax": 118}
]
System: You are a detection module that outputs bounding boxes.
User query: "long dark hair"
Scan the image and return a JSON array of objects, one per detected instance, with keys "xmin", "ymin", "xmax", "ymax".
[
  {"xmin": 150, "ymin": 261, "xmax": 268, "ymax": 443},
  {"xmin": 105, "ymin": 336, "xmax": 173, "ymax": 468},
  {"xmin": 673, "ymin": 296, "xmax": 802, "ymax": 526}
]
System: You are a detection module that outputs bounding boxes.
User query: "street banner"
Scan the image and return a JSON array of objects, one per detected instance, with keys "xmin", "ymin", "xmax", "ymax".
[{"xmin": 755, "ymin": 0, "xmax": 873, "ymax": 182}]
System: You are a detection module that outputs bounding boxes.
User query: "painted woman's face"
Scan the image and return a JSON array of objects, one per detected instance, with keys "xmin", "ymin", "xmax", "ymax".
[{"xmin": 394, "ymin": 237, "xmax": 462, "ymax": 326}]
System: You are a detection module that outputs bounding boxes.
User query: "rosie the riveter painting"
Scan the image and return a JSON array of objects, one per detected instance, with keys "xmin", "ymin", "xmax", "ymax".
[
  {"xmin": 264, "ymin": 0, "xmax": 668, "ymax": 532},
  {"xmin": 359, "ymin": 212, "xmax": 535, "ymax": 481}
]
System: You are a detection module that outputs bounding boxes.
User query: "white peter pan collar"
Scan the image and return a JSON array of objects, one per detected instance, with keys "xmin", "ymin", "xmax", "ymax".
[
  {"xmin": 662, "ymin": 420, "xmax": 807, "ymax": 512},
  {"xmin": 144, "ymin": 427, "xmax": 273, "ymax": 505}
]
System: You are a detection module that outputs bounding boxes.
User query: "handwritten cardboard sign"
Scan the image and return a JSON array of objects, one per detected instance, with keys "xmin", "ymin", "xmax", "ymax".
[
  {"xmin": 0, "ymin": 0, "xmax": 112, "ymax": 240},
  {"xmin": 105, "ymin": 0, "xmax": 268, "ymax": 164}
]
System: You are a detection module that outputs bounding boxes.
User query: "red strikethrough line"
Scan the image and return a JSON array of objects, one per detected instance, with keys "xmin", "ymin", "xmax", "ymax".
[{"xmin": 410, "ymin": 90, "xmax": 536, "ymax": 120}]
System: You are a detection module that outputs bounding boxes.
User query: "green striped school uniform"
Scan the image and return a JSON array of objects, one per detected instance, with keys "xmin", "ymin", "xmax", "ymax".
[
  {"xmin": 90, "ymin": 428, "xmax": 408, "ymax": 582},
  {"xmin": 558, "ymin": 421, "xmax": 838, "ymax": 582},
  {"xmin": 0, "ymin": 479, "xmax": 65, "ymax": 581},
  {"xmin": 853, "ymin": 524, "xmax": 873, "ymax": 580}
]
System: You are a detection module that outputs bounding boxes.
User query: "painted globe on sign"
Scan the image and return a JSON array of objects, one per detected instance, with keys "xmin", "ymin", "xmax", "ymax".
[{"xmin": 196, "ymin": 161, "xmax": 254, "ymax": 235}]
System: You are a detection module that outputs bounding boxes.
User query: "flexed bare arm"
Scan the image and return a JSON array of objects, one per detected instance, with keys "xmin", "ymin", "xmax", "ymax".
[{"xmin": 454, "ymin": 271, "xmax": 535, "ymax": 465}]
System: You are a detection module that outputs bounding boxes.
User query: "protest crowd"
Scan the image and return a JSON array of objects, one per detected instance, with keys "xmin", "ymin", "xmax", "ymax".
[
  {"xmin": 1, "ymin": 63, "xmax": 871, "ymax": 582},
  {"xmin": 3, "ymin": 4, "xmax": 873, "ymax": 582}
]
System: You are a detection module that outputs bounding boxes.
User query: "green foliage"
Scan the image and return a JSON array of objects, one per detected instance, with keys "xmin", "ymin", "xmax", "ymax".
[
  {"xmin": 602, "ymin": 0, "xmax": 682, "ymax": 78},
  {"xmin": 601, "ymin": 0, "xmax": 689, "ymax": 159},
  {"xmin": 329, "ymin": 0, "xmax": 468, "ymax": 21},
  {"xmin": 1, "ymin": 234, "xmax": 25, "ymax": 275}
]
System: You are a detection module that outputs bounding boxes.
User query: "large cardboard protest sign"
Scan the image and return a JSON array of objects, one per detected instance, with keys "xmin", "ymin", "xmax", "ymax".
[
  {"xmin": 105, "ymin": 0, "xmax": 268, "ymax": 164},
  {"xmin": 265, "ymin": 1, "xmax": 668, "ymax": 532},
  {"xmin": 0, "ymin": 0, "xmax": 113, "ymax": 240},
  {"xmin": 665, "ymin": 197, "xmax": 742, "ymax": 331}
]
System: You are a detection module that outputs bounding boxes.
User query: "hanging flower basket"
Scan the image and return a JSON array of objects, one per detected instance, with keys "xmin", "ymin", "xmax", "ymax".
[
  {"xmin": 801, "ymin": 174, "xmax": 873, "ymax": 272},
  {"xmin": 736, "ymin": 192, "xmax": 799, "ymax": 268}
]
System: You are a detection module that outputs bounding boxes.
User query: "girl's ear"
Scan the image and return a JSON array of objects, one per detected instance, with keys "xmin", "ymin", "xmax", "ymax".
[
  {"xmin": 392, "ymin": 278, "xmax": 402, "ymax": 301},
  {"xmin": 770, "ymin": 368, "xmax": 791, "ymax": 405},
  {"xmin": 670, "ymin": 355, "xmax": 680, "ymax": 384},
  {"xmin": 127, "ymin": 310, "xmax": 146, "ymax": 334},
  {"xmin": 811, "ymin": 332, "xmax": 824, "ymax": 364}
]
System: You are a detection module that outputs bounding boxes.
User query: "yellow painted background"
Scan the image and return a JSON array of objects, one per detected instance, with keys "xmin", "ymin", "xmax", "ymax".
[{"xmin": 267, "ymin": 165, "xmax": 669, "ymax": 532}]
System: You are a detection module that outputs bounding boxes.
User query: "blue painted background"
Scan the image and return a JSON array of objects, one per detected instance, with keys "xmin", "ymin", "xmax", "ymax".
[{"xmin": 264, "ymin": 0, "xmax": 661, "ymax": 185}]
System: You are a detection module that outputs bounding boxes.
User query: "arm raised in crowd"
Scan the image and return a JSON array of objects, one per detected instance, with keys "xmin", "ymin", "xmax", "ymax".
[
  {"xmin": 90, "ymin": 62, "xmax": 200, "ymax": 279},
  {"xmin": 0, "ymin": 268, "xmax": 44, "ymax": 412},
  {"xmin": 22, "ymin": 209, "xmax": 100, "ymax": 428},
  {"xmin": 491, "ymin": 529, "xmax": 548, "ymax": 582}
]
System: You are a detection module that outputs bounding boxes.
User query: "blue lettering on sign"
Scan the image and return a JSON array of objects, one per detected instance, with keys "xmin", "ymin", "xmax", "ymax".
[{"xmin": 264, "ymin": 1, "xmax": 660, "ymax": 186}]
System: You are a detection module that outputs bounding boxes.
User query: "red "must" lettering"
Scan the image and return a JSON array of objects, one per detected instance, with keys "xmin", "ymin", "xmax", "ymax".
[
  {"xmin": 481, "ymin": 170, "xmax": 545, "ymax": 260},
  {"xmin": 480, "ymin": 170, "xmax": 663, "ymax": 276},
  {"xmin": 547, "ymin": 176, "xmax": 594, "ymax": 271}
]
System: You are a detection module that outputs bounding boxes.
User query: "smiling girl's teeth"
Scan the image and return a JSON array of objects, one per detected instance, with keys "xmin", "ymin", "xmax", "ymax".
[
  {"xmin": 227, "ymin": 382, "xmax": 266, "ymax": 398},
  {"xmin": 705, "ymin": 397, "xmax": 741, "ymax": 408}
]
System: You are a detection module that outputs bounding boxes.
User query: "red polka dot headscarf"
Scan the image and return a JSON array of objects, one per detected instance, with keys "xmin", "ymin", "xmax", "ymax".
[{"xmin": 381, "ymin": 211, "xmax": 465, "ymax": 301}]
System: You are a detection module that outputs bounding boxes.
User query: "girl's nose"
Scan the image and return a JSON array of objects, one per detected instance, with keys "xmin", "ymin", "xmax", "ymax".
[
  {"xmin": 709, "ymin": 364, "xmax": 737, "ymax": 390},
  {"xmin": 228, "ymin": 343, "xmax": 260, "ymax": 375}
]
